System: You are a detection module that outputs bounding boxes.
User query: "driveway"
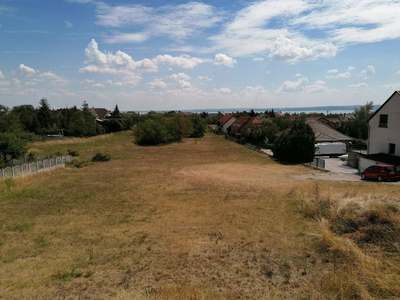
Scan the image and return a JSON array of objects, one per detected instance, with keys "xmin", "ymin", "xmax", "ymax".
[{"xmin": 295, "ymin": 157, "xmax": 399, "ymax": 183}]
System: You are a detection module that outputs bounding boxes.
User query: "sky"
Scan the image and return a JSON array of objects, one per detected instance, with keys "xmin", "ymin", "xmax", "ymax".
[{"xmin": 1, "ymin": 0, "xmax": 400, "ymax": 111}]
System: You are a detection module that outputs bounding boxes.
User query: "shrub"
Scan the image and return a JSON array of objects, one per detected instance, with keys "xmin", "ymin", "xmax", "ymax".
[
  {"xmin": 91, "ymin": 153, "xmax": 111, "ymax": 162},
  {"xmin": 67, "ymin": 149, "xmax": 79, "ymax": 157},
  {"xmin": 273, "ymin": 122, "xmax": 315, "ymax": 163}
]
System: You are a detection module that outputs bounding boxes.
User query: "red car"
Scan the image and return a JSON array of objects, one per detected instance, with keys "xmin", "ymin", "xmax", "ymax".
[{"xmin": 361, "ymin": 165, "xmax": 399, "ymax": 182}]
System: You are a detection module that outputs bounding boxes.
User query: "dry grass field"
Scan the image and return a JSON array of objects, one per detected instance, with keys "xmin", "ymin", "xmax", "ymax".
[{"xmin": 1, "ymin": 131, "xmax": 400, "ymax": 299}]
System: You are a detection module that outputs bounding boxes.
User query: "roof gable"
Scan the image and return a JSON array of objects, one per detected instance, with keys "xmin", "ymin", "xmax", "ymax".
[
  {"xmin": 216, "ymin": 114, "xmax": 235, "ymax": 126},
  {"xmin": 367, "ymin": 91, "xmax": 400, "ymax": 123}
]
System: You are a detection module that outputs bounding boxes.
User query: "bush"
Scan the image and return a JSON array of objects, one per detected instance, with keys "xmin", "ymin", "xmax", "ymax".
[
  {"xmin": 67, "ymin": 149, "xmax": 79, "ymax": 157},
  {"xmin": 66, "ymin": 160, "xmax": 89, "ymax": 168},
  {"xmin": 273, "ymin": 122, "xmax": 315, "ymax": 163},
  {"xmin": 91, "ymin": 153, "xmax": 111, "ymax": 162}
]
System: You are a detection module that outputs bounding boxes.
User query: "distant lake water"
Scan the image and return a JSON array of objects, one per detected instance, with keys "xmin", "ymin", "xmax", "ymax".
[{"xmin": 130, "ymin": 108, "xmax": 361, "ymax": 115}]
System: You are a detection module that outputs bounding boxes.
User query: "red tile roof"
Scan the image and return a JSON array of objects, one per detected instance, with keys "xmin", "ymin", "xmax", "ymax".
[
  {"xmin": 230, "ymin": 117, "xmax": 263, "ymax": 134},
  {"xmin": 216, "ymin": 114, "xmax": 235, "ymax": 126}
]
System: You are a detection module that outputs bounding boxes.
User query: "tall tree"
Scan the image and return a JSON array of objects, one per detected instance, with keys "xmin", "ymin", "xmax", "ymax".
[{"xmin": 37, "ymin": 98, "xmax": 54, "ymax": 131}]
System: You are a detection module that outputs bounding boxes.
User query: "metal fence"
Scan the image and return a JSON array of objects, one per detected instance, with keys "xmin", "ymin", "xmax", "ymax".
[
  {"xmin": 0, "ymin": 155, "xmax": 72, "ymax": 179},
  {"xmin": 307, "ymin": 157, "xmax": 325, "ymax": 169}
]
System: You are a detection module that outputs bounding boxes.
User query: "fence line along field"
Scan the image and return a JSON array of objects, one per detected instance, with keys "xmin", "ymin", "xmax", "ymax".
[{"xmin": 1, "ymin": 131, "xmax": 399, "ymax": 299}]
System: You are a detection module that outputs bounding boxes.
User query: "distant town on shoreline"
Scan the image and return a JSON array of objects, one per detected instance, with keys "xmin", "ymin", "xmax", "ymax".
[{"xmin": 132, "ymin": 104, "xmax": 382, "ymax": 115}]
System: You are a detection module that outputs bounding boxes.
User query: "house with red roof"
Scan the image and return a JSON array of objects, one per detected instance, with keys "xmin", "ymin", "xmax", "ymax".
[
  {"xmin": 229, "ymin": 116, "xmax": 263, "ymax": 136},
  {"xmin": 216, "ymin": 114, "xmax": 236, "ymax": 134}
]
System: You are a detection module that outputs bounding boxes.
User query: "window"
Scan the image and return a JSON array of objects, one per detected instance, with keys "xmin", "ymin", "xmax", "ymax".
[
  {"xmin": 389, "ymin": 143, "xmax": 396, "ymax": 155},
  {"xmin": 379, "ymin": 114, "xmax": 388, "ymax": 127}
]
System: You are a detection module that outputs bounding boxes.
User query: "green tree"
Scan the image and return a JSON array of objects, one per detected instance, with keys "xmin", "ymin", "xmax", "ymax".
[
  {"xmin": 263, "ymin": 121, "xmax": 279, "ymax": 143},
  {"xmin": 188, "ymin": 114, "xmax": 207, "ymax": 138},
  {"xmin": 37, "ymin": 98, "xmax": 54, "ymax": 133},
  {"xmin": 273, "ymin": 122, "xmax": 315, "ymax": 163},
  {"xmin": 272, "ymin": 115, "xmax": 291, "ymax": 131},
  {"xmin": 0, "ymin": 132, "xmax": 28, "ymax": 167},
  {"xmin": 11, "ymin": 105, "xmax": 40, "ymax": 133},
  {"xmin": 343, "ymin": 102, "xmax": 373, "ymax": 140},
  {"xmin": 0, "ymin": 105, "xmax": 9, "ymax": 114},
  {"xmin": 173, "ymin": 114, "xmax": 193, "ymax": 138},
  {"xmin": 241, "ymin": 125, "xmax": 269, "ymax": 146},
  {"xmin": 133, "ymin": 119, "xmax": 168, "ymax": 145}
]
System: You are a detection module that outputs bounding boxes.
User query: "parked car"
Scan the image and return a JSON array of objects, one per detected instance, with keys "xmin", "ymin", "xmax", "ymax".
[
  {"xmin": 339, "ymin": 154, "xmax": 348, "ymax": 161},
  {"xmin": 361, "ymin": 165, "xmax": 399, "ymax": 182}
]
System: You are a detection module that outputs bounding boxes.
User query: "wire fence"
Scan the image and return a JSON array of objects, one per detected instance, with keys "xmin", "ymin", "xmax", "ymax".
[{"xmin": 1, "ymin": 155, "xmax": 72, "ymax": 179}]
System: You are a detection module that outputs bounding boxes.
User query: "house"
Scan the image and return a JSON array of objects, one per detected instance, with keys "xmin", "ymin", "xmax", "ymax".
[
  {"xmin": 305, "ymin": 119, "xmax": 353, "ymax": 146},
  {"xmin": 208, "ymin": 112, "xmax": 225, "ymax": 122},
  {"xmin": 229, "ymin": 116, "xmax": 263, "ymax": 136},
  {"xmin": 90, "ymin": 107, "xmax": 111, "ymax": 121},
  {"xmin": 216, "ymin": 114, "xmax": 236, "ymax": 134},
  {"xmin": 275, "ymin": 119, "xmax": 353, "ymax": 147},
  {"xmin": 256, "ymin": 113, "xmax": 270, "ymax": 123},
  {"xmin": 358, "ymin": 91, "xmax": 400, "ymax": 172}
]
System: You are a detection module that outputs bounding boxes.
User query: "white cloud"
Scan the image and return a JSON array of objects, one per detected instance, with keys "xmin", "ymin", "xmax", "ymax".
[
  {"xmin": 326, "ymin": 72, "xmax": 351, "ymax": 79},
  {"xmin": 80, "ymin": 79, "xmax": 95, "ymax": 84},
  {"xmin": 15, "ymin": 64, "xmax": 36, "ymax": 76},
  {"xmin": 104, "ymin": 79, "xmax": 113, "ymax": 85},
  {"xmin": 95, "ymin": 2, "xmax": 224, "ymax": 42},
  {"xmin": 39, "ymin": 71, "xmax": 70, "ymax": 85},
  {"xmin": 65, "ymin": 21, "xmax": 73, "ymax": 28},
  {"xmin": 305, "ymin": 80, "xmax": 329, "ymax": 93},
  {"xmin": 290, "ymin": 1, "xmax": 400, "ymax": 44},
  {"xmin": 253, "ymin": 57, "xmax": 264, "ymax": 61},
  {"xmin": 327, "ymin": 69, "xmax": 339, "ymax": 73},
  {"xmin": 25, "ymin": 81, "xmax": 36, "ymax": 86},
  {"xmin": 166, "ymin": 73, "xmax": 190, "ymax": 81},
  {"xmin": 91, "ymin": 83, "xmax": 105, "ymax": 87},
  {"xmin": 348, "ymin": 66, "xmax": 355, "ymax": 71},
  {"xmin": 360, "ymin": 65, "xmax": 376, "ymax": 75},
  {"xmin": 79, "ymin": 39, "xmax": 207, "ymax": 76},
  {"xmin": 276, "ymin": 77, "xmax": 308, "ymax": 93},
  {"xmin": 0, "ymin": 81, "xmax": 10, "ymax": 86},
  {"xmin": 154, "ymin": 54, "xmax": 207, "ymax": 69},
  {"xmin": 295, "ymin": 73, "xmax": 302, "ymax": 77},
  {"xmin": 104, "ymin": 33, "xmax": 150, "ymax": 44},
  {"xmin": 269, "ymin": 35, "xmax": 337, "ymax": 64},
  {"xmin": 241, "ymin": 86, "xmax": 270, "ymax": 95},
  {"xmin": 178, "ymin": 80, "xmax": 191, "ymax": 88},
  {"xmin": 382, "ymin": 83, "xmax": 400, "ymax": 88},
  {"xmin": 349, "ymin": 82, "xmax": 369, "ymax": 88},
  {"xmin": 396, "ymin": 70, "xmax": 400, "ymax": 75},
  {"xmin": 213, "ymin": 53, "xmax": 237, "ymax": 67},
  {"xmin": 148, "ymin": 79, "xmax": 167, "ymax": 89},
  {"xmin": 0, "ymin": 70, "xmax": 4, "ymax": 79},
  {"xmin": 39, "ymin": 71, "xmax": 58, "ymax": 79},
  {"xmin": 213, "ymin": 87, "xmax": 231, "ymax": 93},
  {"xmin": 121, "ymin": 75, "xmax": 142, "ymax": 86},
  {"xmin": 12, "ymin": 78, "xmax": 21, "ymax": 86},
  {"xmin": 198, "ymin": 76, "xmax": 212, "ymax": 81}
]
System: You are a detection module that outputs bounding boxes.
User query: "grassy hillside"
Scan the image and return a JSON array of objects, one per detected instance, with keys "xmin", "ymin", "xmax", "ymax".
[{"xmin": 1, "ymin": 132, "xmax": 399, "ymax": 299}]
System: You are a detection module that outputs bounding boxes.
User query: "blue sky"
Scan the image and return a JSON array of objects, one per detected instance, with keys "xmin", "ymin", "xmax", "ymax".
[{"xmin": 1, "ymin": 0, "xmax": 400, "ymax": 111}]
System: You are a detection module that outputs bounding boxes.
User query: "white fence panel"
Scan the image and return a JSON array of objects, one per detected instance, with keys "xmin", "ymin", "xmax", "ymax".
[{"xmin": 1, "ymin": 155, "xmax": 72, "ymax": 179}]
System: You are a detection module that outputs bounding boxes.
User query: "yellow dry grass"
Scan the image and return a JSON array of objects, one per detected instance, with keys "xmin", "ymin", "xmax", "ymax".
[{"xmin": 1, "ymin": 131, "xmax": 400, "ymax": 299}]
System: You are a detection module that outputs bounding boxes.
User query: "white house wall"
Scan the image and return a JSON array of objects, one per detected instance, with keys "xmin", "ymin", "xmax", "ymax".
[
  {"xmin": 222, "ymin": 118, "xmax": 236, "ymax": 133},
  {"xmin": 359, "ymin": 157, "xmax": 400, "ymax": 172},
  {"xmin": 368, "ymin": 92, "xmax": 400, "ymax": 156}
]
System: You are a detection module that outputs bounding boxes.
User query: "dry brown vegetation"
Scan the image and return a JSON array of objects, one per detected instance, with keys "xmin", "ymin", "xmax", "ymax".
[{"xmin": 1, "ymin": 131, "xmax": 400, "ymax": 299}]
